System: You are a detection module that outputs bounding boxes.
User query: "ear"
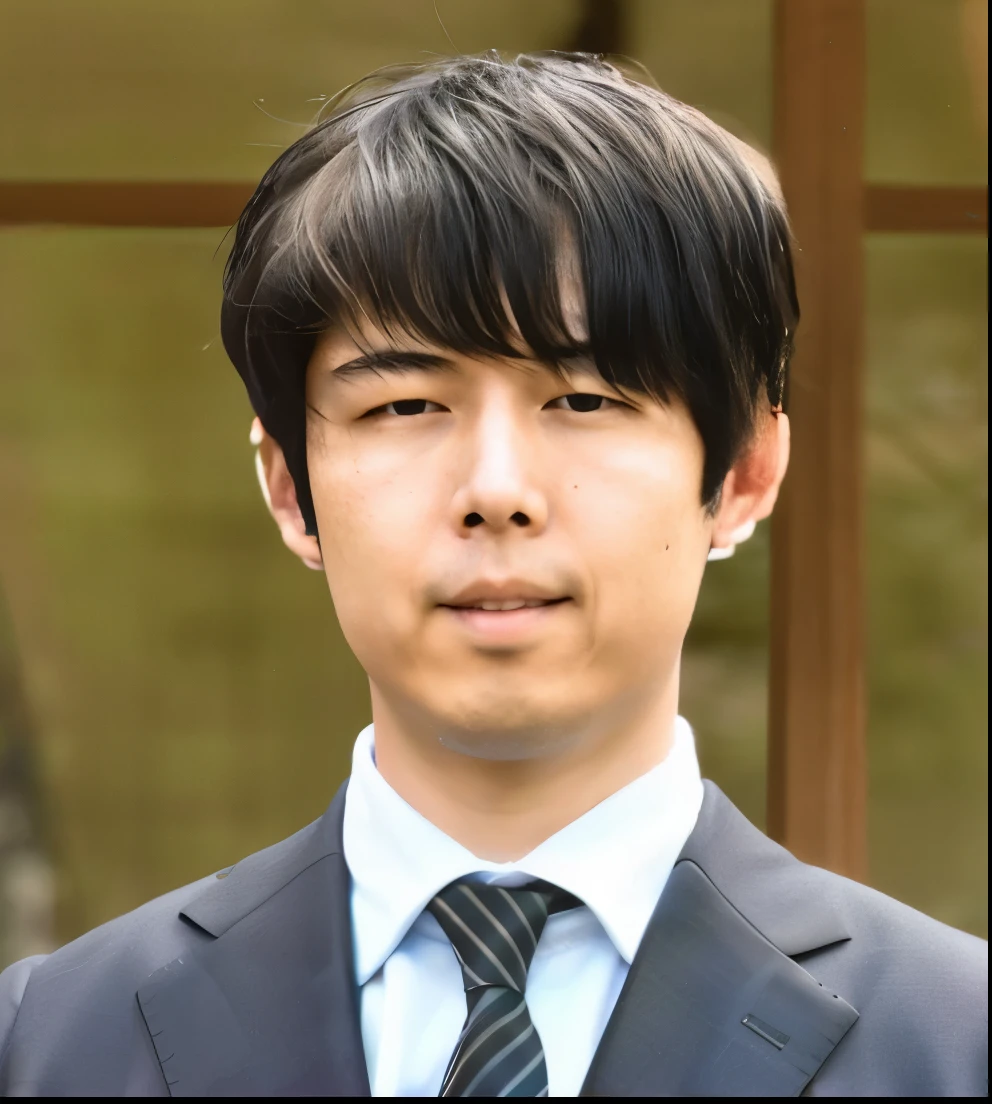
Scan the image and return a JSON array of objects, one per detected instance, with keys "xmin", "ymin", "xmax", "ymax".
[
  {"xmin": 250, "ymin": 417, "xmax": 324, "ymax": 571},
  {"xmin": 709, "ymin": 409, "xmax": 790, "ymax": 554}
]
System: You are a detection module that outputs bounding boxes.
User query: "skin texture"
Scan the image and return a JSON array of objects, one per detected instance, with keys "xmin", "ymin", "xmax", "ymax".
[{"xmin": 256, "ymin": 320, "xmax": 789, "ymax": 860}]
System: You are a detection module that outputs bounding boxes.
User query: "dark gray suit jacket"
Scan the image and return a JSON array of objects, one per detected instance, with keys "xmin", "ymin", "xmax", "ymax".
[{"xmin": 0, "ymin": 781, "xmax": 986, "ymax": 1096}]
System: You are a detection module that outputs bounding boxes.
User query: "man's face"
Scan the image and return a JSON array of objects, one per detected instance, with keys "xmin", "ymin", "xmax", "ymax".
[{"xmin": 305, "ymin": 320, "xmax": 712, "ymax": 760}]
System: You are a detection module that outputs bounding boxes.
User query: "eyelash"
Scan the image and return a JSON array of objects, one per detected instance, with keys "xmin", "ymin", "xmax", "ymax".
[{"xmin": 365, "ymin": 393, "xmax": 625, "ymax": 418}]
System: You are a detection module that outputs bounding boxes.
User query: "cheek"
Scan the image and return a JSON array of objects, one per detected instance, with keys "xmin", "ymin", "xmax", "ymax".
[
  {"xmin": 570, "ymin": 443, "xmax": 708, "ymax": 626},
  {"xmin": 576, "ymin": 439, "xmax": 706, "ymax": 559},
  {"xmin": 307, "ymin": 446, "xmax": 431, "ymax": 623}
]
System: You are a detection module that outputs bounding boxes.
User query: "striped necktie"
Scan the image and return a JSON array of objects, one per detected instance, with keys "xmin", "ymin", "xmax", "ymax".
[{"xmin": 427, "ymin": 879, "xmax": 582, "ymax": 1097}]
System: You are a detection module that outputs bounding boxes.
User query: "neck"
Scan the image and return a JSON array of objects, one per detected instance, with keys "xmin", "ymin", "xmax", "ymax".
[{"xmin": 368, "ymin": 676, "xmax": 680, "ymax": 861}]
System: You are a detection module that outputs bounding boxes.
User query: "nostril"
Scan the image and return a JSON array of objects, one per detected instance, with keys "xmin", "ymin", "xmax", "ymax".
[{"xmin": 463, "ymin": 512, "xmax": 531, "ymax": 528}]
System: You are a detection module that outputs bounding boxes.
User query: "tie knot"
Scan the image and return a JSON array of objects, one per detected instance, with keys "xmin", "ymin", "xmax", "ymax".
[{"xmin": 427, "ymin": 880, "xmax": 580, "ymax": 995}]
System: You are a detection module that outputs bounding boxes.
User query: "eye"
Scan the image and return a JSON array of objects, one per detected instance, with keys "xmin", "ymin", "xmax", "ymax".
[
  {"xmin": 545, "ymin": 393, "xmax": 620, "ymax": 413},
  {"xmin": 366, "ymin": 398, "xmax": 446, "ymax": 417}
]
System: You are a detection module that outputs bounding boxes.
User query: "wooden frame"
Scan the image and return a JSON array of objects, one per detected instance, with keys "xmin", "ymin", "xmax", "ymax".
[
  {"xmin": 0, "ymin": 181, "xmax": 986, "ymax": 232},
  {"xmin": 770, "ymin": 0, "xmax": 869, "ymax": 881},
  {"xmin": 769, "ymin": 0, "xmax": 985, "ymax": 881}
]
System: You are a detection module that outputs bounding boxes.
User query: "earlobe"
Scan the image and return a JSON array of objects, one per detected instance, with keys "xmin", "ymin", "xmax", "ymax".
[
  {"xmin": 707, "ymin": 518, "xmax": 756, "ymax": 561},
  {"xmin": 250, "ymin": 417, "xmax": 324, "ymax": 571}
]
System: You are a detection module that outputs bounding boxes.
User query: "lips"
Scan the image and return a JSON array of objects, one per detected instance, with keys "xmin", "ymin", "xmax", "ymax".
[
  {"xmin": 444, "ymin": 597, "xmax": 568, "ymax": 611},
  {"xmin": 441, "ymin": 579, "xmax": 570, "ymax": 609}
]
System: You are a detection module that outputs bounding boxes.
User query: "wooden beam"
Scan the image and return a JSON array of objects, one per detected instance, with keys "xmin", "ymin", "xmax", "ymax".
[
  {"xmin": 866, "ymin": 184, "xmax": 988, "ymax": 233},
  {"xmin": 0, "ymin": 182, "xmax": 253, "ymax": 228},
  {"xmin": 2, "ymin": 181, "xmax": 984, "ymax": 234},
  {"xmin": 769, "ymin": 0, "xmax": 868, "ymax": 880}
]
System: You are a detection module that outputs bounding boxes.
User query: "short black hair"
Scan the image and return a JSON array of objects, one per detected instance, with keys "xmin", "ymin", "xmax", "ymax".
[{"xmin": 221, "ymin": 51, "xmax": 798, "ymax": 538}]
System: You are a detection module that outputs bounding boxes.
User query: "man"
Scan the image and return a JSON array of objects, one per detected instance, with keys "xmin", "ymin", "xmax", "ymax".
[{"xmin": 0, "ymin": 52, "xmax": 985, "ymax": 1097}]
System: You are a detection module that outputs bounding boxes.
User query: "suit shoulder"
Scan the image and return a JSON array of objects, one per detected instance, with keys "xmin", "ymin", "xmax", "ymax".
[
  {"xmin": 2, "ymin": 871, "xmax": 218, "ymax": 1015},
  {"xmin": 0, "ymin": 812, "xmax": 337, "ymax": 1095},
  {"xmin": 1, "ymin": 816, "xmax": 326, "ymax": 1042},
  {"xmin": 0, "ymin": 872, "xmax": 218, "ymax": 1095},
  {"xmin": 695, "ymin": 782, "xmax": 987, "ymax": 986},
  {"xmin": 805, "ymin": 862, "xmax": 986, "ymax": 982},
  {"xmin": 794, "ymin": 864, "xmax": 986, "ymax": 1095}
]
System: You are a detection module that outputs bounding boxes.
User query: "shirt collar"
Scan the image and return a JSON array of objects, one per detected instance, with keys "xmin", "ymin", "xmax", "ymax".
[{"xmin": 343, "ymin": 717, "xmax": 704, "ymax": 985}]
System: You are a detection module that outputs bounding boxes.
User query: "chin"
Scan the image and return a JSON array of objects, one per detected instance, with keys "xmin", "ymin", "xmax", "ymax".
[{"xmin": 427, "ymin": 686, "xmax": 594, "ymax": 761}]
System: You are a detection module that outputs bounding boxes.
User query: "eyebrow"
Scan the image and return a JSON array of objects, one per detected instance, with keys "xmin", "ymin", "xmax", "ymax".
[
  {"xmin": 328, "ymin": 344, "xmax": 599, "ymax": 381},
  {"xmin": 329, "ymin": 350, "xmax": 456, "ymax": 378}
]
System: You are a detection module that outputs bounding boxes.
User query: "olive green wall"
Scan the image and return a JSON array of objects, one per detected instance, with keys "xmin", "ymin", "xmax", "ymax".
[{"xmin": 0, "ymin": 1, "xmax": 986, "ymax": 964}]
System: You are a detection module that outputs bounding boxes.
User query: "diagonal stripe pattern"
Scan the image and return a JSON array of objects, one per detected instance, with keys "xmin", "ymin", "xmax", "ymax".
[{"xmin": 427, "ymin": 880, "xmax": 582, "ymax": 1097}]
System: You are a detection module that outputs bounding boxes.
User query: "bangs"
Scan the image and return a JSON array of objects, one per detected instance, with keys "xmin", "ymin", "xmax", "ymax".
[
  {"xmin": 222, "ymin": 52, "xmax": 799, "ymax": 535},
  {"xmin": 285, "ymin": 130, "xmax": 585, "ymax": 377}
]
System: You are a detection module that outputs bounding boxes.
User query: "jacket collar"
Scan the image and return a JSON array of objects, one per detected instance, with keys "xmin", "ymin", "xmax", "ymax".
[
  {"xmin": 679, "ymin": 780, "xmax": 852, "ymax": 956},
  {"xmin": 581, "ymin": 780, "xmax": 858, "ymax": 1096},
  {"xmin": 137, "ymin": 782, "xmax": 370, "ymax": 1097}
]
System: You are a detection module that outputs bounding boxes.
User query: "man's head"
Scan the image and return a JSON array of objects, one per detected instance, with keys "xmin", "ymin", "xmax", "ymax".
[{"xmin": 223, "ymin": 52, "xmax": 795, "ymax": 763}]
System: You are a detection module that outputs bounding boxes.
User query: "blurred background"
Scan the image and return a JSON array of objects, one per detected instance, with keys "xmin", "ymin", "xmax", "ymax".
[{"xmin": 0, "ymin": 0, "xmax": 986, "ymax": 969}]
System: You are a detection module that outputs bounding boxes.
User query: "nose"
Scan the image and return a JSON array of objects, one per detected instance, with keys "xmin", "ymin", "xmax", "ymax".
[{"xmin": 450, "ymin": 400, "xmax": 549, "ymax": 537}]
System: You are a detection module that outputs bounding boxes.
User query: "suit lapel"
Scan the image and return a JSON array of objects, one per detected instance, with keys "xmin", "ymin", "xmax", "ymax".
[
  {"xmin": 582, "ymin": 783, "xmax": 858, "ymax": 1097},
  {"xmin": 137, "ymin": 784, "xmax": 369, "ymax": 1097}
]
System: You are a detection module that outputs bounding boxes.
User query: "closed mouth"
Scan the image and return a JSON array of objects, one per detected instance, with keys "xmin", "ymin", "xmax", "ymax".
[{"xmin": 441, "ymin": 597, "xmax": 570, "ymax": 612}]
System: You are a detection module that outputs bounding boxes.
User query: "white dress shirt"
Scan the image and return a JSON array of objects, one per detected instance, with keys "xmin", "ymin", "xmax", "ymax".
[{"xmin": 342, "ymin": 717, "xmax": 704, "ymax": 1097}]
